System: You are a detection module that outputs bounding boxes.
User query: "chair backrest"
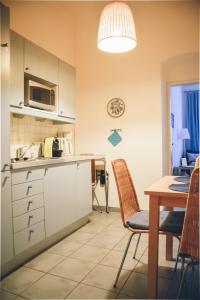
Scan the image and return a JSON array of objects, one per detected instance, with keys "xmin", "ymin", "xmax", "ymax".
[
  {"xmin": 195, "ymin": 156, "xmax": 200, "ymax": 169},
  {"xmin": 112, "ymin": 159, "xmax": 140, "ymax": 226},
  {"xmin": 179, "ymin": 167, "xmax": 199, "ymax": 261}
]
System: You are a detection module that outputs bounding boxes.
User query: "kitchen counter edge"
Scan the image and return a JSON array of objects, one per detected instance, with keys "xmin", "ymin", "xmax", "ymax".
[{"xmin": 11, "ymin": 155, "xmax": 105, "ymax": 171}]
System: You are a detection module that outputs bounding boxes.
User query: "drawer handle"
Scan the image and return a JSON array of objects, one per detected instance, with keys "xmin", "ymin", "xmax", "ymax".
[
  {"xmin": 28, "ymin": 229, "xmax": 34, "ymax": 241},
  {"xmin": 26, "ymin": 170, "xmax": 32, "ymax": 179},
  {"xmin": 28, "ymin": 215, "xmax": 34, "ymax": 225},
  {"xmin": 27, "ymin": 200, "xmax": 33, "ymax": 210}
]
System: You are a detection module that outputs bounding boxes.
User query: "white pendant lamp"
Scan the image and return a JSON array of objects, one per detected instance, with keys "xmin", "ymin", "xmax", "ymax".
[{"xmin": 97, "ymin": 1, "xmax": 137, "ymax": 53}]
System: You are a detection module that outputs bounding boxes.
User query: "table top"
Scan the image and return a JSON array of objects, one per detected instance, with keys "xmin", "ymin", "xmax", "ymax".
[{"xmin": 144, "ymin": 176, "xmax": 189, "ymax": 198}]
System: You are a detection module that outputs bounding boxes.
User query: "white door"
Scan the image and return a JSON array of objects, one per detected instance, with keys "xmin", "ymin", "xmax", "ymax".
[
  {"xmin": 1, "ymin": 172, "xmax": 14, "ymax": 264},
  {"xmin": 58, "ymin": 60, "xmax": 76, "ymax": 118},
  {"xmin": 75, "ymin": 161, "xmax": 92, "ymax": 219},
  {"xmin": 24, "ymin": 40, "xmax": 58, "ymax": 84},
  {"xmin": 10, "ymin": 31, "xmax": 24, "ymax": 108},
  {"xmin": 44, "ymin": 164, "xmax": 76, "ymax": 237}
]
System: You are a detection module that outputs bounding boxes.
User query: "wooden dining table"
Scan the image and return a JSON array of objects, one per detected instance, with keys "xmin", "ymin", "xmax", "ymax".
[{"xmin": 144, "ymin": 176, "xmax": 188, "ymax": 299}]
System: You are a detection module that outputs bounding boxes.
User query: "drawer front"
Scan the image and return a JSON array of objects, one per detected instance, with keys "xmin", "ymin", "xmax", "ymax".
[
  {"xmin": 14, "ymin": 222, "xmax": 45, "ymax": 256},
  {"xmin": 12, "ymin": 194, "xmax": 44, "ymax": 217},
  {"xmin": 13, "ymin": 207, "xmax": 44, "ymax": 233},
  {"xmin": 12, "ymin": 180, "xmax": 43, "ymax": 201},
  {"xmin": 12, "ymin": 169, "xmax": 45, "ymax": 185}
]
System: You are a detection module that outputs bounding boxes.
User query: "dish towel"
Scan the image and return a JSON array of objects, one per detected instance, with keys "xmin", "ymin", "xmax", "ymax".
[{"xmin": 44, "ymin": 137, "xmax": 54, "ymax": 158}]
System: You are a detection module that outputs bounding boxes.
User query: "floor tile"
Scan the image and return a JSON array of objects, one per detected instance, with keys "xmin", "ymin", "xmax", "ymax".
[
  {"xmin": 50, "ymin": 257, "xmax": 96, "ymax": 282},
  {"xmin": 100, "ymin": 249, "xmax": 138, "ymax": 271},
  {"xmin": 114, "ymin": 234, "xmax": 147, "ymax": 257},
  {"xmin": 121, "ymin": 271, "xmax": 170, "ymax": 299},
  {"xmin": 21, "ymin": 274, "xmax": 77, "ymax": 299},
  {"xmin": 101, "ymin": 224, "xmax": 127, "ymax": 238},
  {"xmin": 116, "ymin": 293, "xmax": 134, "ymax": 299},
  {"xmin": 0, "ymin": 290, "xmax": 17, "ymax": 300},
  {"xmin": 82, "ymin": 264, "xmax": 131, "ymax": 292},
  {"xmin": 66, "ymin": 283, "xmax": 117, "ymax": 299},
  {"xmin": 70, "ymin": 245, "xmax": 109, "ymax": 263},
  {"xmin": 25, "ymin": 253, "xmax": 65, "ymax": 272},
  {"xmin": 63, "ymin": 231, "xmax": 95, "ymax": 244},
  {"xmin": 136, "ymin": 253, "xmax": 174, "ymax": 279},
  {"xmin": 1, "ymin": 267, "xmax": 44, "ymax": 295},
  {"xmin": 87, "ymin": 232, "xmax": 123, "ymax": 249},
  {"xmin": 47, "ymin": 241, "xmax": 82, "ymax": 256}
]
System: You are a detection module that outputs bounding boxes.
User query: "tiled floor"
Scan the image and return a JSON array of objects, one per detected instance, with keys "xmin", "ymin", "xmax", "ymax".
[{"xmin": 0, "ymin": 211, "xmax": 199, "ymax": 299}]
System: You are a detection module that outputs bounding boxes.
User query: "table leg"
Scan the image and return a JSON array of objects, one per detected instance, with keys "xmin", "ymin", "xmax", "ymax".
[
  {"xmin": 148, "ymin": 196, "xmax": 159, "ymax": 299},
  {"xmin": 166, "ymin": 207, "xmax": 173, "ymax": 261}
]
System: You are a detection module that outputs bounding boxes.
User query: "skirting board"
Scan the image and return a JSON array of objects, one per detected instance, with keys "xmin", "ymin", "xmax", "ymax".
[{"xmin": 92, "ymin": 205, "xmax": 120, "ymax": 212}]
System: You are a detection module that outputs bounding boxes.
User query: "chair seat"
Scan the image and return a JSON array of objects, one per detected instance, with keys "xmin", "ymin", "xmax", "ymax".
[{"xmin": 127, "ymin": 210, "xmax": 185, "ymax": 235}]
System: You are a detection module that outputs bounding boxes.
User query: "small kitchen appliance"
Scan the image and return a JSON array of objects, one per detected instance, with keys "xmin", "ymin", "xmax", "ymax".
[{"xmin": 44, "ymin": 137, "xmax": 63, "ymax": 158}]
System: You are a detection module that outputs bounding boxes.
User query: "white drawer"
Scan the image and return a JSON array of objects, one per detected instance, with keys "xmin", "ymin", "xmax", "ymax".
[
  {"xmin": 12, "ymin": 194, "xmax": 44, "ymax": 217},
  {"xmin": 12, "ymin": 180, "xmax": 43, "ymax": 201},
  {"xmin": 12, "ymin": 168, "xmax": 45, "ymax": 185},
  {"xmin": 14, "ymin": 222, "xmax": 45, "ymax": 256},
  {"xmin": 13, "ymin": 207, "xmax": 44, "ymax": 233}
]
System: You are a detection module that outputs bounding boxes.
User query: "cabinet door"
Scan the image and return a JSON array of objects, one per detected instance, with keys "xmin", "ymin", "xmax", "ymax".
[
  {"xmin": 44, "ymin": 164, "xmax": 76, "ymax": 237},
  {"xmin": 10, "ymin": 31, "xmax": 24, "ymax": 108},
  {"xmin": 58, "ymin": 60, "xmax": 76, "ymax": 118},
  {"xmin": 0, "ymin": 4, "xmax": 10, "ymax": 172},
  {"xmin": 76, "ymin": 161, "xmax": 92, "ymax": 219},
  {"xmin": 24, "ymin": 40, "xmax": 58, "ymax": 84},
  {"xmin": 1, "ymin": 172, "xmax": 14, "ymax": 265}
]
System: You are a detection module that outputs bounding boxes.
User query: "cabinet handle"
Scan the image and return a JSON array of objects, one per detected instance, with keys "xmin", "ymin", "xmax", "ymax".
[
  {"xmin": 27, "ymin": 185, "xmax": 32, "ymax": 195},
  {"xmin": 2, "ymin": 163, "xmax": 10, "ymax": 172},
  {"xmin": 45, "ymin": 168, "xmax": 48, "ymax": 175},
  {"xmin": 2, "ymin": 175, "xmax": 10, "ymax": 187},
  {"xmin": 19, "ymin": 101, "xmax": 23, "ymax": 106},
  {"xmin": 1, "ymin": 43, "xmax": 8, "ymax": 47},
  {"xmin": 25, "ymin": 67, "xmax": 29, "ymax": 71},
  {"xmin": 60, "ymin": 111, "xmax": 63, "ymax": 115},
  {"xmin": 28, "ymin": 230, "xmax": 34, "ymax": 241},
  {"xmin": 28, "ymin": 215, "xmax": 34, "ymax": 225},
  {"xmin": 27, "ymin": 200, "xmax": 33, "ymax": 210},
  {"xmin": 26, "ymin": 170, "xmax": 32, "ymax": 179}
]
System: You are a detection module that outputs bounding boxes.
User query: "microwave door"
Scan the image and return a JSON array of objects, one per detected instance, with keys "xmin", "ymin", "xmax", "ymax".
[{"xmin": 29, "ymin": 86, "xmax": 52, "ymax": 111}]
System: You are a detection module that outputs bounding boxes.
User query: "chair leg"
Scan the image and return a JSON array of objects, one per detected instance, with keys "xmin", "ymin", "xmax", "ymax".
[
  {"xmin": 133, "ymin": 233, "xmax": 141, "ymax": 259},
  {"xmin": 177, "ymin": 262, "xmax": 191, "ymax": 299},
  {"xmin": 113, "ymin": 232, "xmax": 135, "ymax": 288}
]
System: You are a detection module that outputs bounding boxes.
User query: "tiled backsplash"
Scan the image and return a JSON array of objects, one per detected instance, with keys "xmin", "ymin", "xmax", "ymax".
[{"xmin": 10, "ymin": 114, "xmax": 75, "ymax": 158}]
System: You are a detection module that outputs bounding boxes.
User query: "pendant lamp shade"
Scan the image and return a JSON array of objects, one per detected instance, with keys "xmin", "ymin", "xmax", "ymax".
[{"xmin": 97, "ymin": 1, "xmax": 137, "ymax": 53}]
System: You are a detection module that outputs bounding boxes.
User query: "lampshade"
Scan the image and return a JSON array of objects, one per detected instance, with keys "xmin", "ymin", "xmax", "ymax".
[
  {"xmin": 97, "ymin": 1, "xmax": 137, "ymax": 53},
  {"xmin": 180, "ymin": 128, "xmax": 190, "ymax": 140}
]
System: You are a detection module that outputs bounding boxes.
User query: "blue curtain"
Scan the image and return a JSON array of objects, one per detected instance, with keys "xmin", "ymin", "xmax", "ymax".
[{"xmin": 185, "ymin": 90, "xmax": 199, "ymax": 152}]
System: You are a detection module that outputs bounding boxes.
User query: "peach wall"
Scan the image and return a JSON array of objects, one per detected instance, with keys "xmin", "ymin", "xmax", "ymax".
[
  {"xmin": 2, "ymin": 0, "xmax": 76, "ymax": 66},
  {"xmin": 74, "ymin": 1, "xmax": 199, "ymax": 208}
]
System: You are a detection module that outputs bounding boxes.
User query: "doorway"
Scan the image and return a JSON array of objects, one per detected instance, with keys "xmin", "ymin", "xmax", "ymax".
[{"xmin": 169, "ymin": 82, "xmax": 199, "ymax": 175}]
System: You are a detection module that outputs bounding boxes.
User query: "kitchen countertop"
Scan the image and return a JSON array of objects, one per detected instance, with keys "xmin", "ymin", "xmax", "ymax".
[{"xmin": 11, "ymin": 155, "xmax": 105, "ymax": 170}]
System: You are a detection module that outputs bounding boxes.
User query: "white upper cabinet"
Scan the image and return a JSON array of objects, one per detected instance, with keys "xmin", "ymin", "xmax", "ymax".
[
  {"xmin": 24, "ymin": 40, "xmax": 59, "ymax": 84},
  {"xmin": 10, "ymin": 31, "xmax": 24, "ymax": 108},
  {"xmin": 58, "ymin": 60, "xmax": 76, "ymax": 119}
]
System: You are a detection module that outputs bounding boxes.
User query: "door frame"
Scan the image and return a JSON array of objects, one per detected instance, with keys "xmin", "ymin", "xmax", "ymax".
[{"xmin": 165, "ymin": 79, "xmax": 199, "ymax": 174}]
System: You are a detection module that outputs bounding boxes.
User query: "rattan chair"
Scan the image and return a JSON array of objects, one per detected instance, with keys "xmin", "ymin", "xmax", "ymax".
[
  {"xmin": 112, "ymin": 159, "xmax": 185, "ymax": 288},
  {"xmin": 194, "ymin": 156, "xmax": 200, "ymax": 169},
  {"xmin": 175, "ymin": 167, "xmax": 199, "ymax": 299}
]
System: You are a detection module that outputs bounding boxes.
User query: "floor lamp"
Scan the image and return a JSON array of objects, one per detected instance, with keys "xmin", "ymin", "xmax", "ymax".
[{"xmin": 180, "ymin": 128, "xmax": 190, "ymax": 166}]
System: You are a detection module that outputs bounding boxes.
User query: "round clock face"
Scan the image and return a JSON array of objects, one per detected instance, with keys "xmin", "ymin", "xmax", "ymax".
[{"xmin": 107, "ymin": 98, "xmax": 125, "ymax": 118}]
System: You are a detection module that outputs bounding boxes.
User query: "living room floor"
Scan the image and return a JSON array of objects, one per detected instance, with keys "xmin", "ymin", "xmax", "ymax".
[{"xmin": 0, "ymin": 212, "xmax": 199, "ymax": 299}]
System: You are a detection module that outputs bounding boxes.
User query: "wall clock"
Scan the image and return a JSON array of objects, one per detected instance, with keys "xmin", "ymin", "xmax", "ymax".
[{"xmin": 107, "ymin": 98, "xmax": 125, "ymax": 118}]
